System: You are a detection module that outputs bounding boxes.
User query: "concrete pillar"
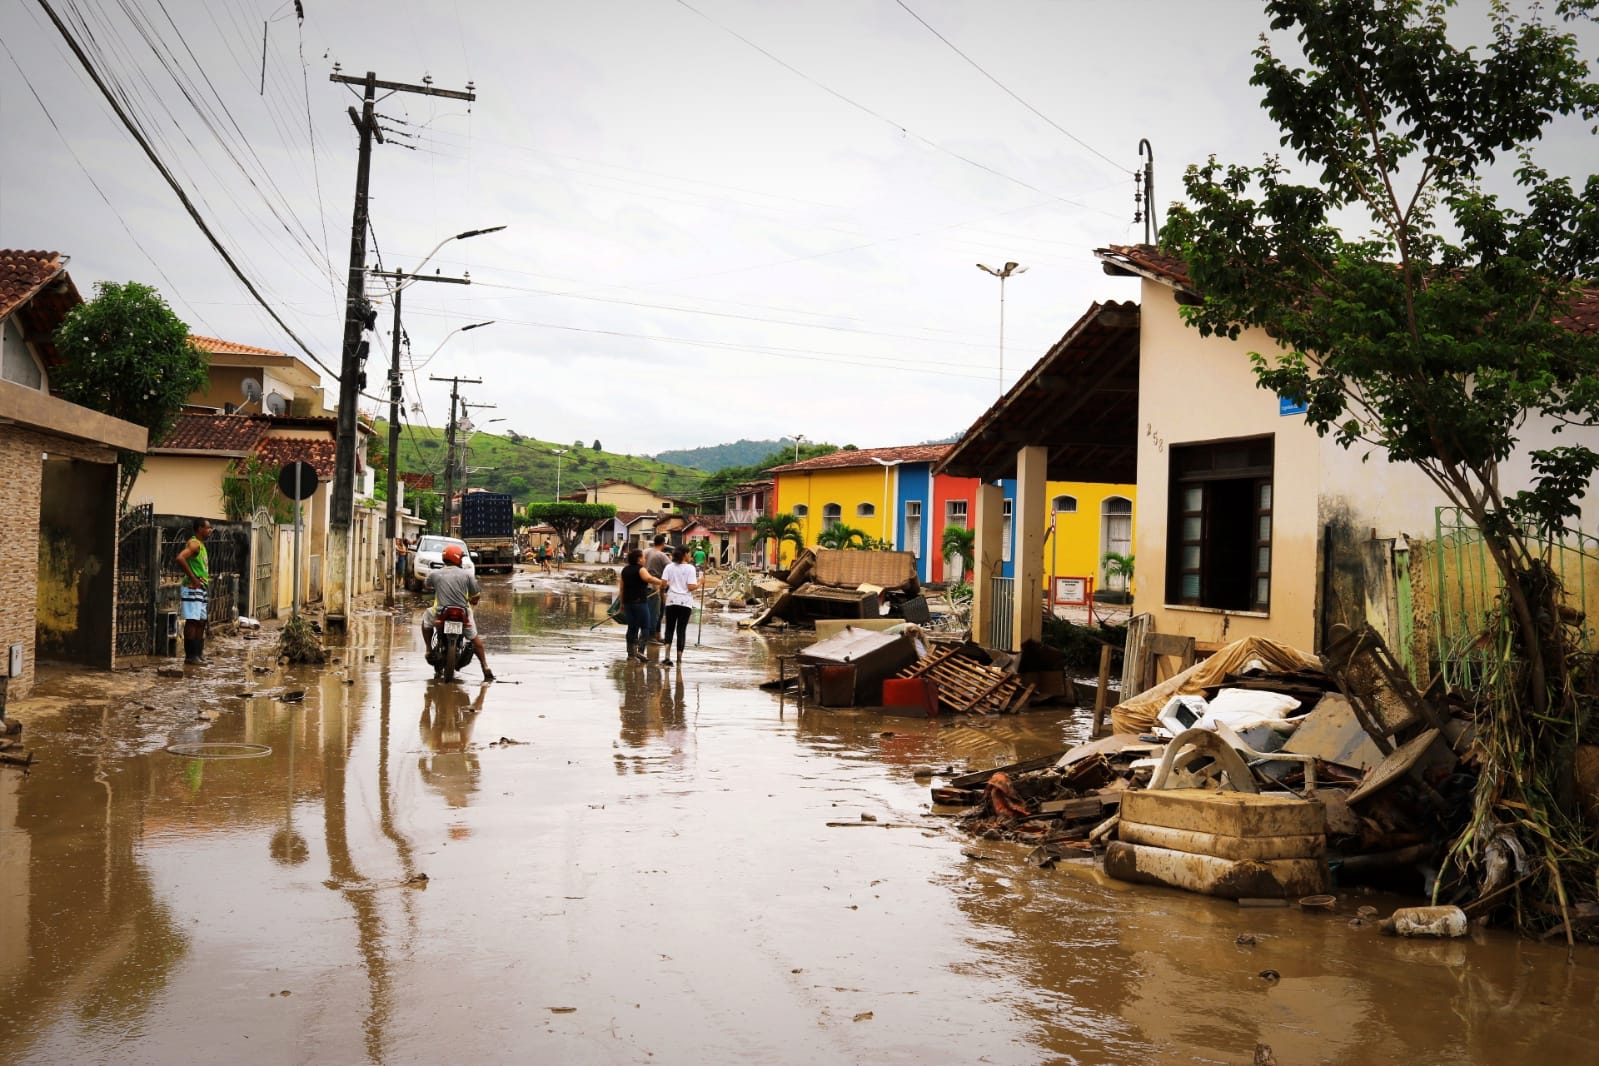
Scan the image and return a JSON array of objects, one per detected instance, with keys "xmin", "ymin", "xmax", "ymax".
[
  {"xmin": 1012, "ymin": 445, "xmax": 1048, "ymax": 648},
  {"xmin": 970, "ymin": 481, "xmax": 1005, "ymax": 646}
]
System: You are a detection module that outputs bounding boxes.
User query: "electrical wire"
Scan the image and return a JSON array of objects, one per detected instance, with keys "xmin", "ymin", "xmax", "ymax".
[{"xmin": 892, "ymin": 0, "xmax": 1128, "ymax": 175}]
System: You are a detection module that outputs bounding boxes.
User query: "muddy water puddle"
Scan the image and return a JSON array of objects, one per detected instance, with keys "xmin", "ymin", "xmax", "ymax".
[{"xmin": 3, "ymin": 575, "xmax": 1599, "ymax": 1064}]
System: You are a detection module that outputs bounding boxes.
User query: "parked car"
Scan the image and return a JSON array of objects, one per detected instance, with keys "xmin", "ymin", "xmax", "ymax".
[{"xmin": 408, "ymin": 535, "xmax": 476, "ymax": 592}]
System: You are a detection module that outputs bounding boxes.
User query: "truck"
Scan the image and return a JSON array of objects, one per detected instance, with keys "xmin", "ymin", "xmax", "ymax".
[{"xmin": 459, "ymin": 491, "xmax": 518, "ymax": 575}]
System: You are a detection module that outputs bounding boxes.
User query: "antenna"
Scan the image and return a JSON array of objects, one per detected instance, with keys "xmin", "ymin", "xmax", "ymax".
[
  {"xmin": 241, "ymin": 377, "xmax": 263, "ymax": 406},
  {"xmin": 265, "ymin": 392, "xmax": 288, "ymax": 416}
]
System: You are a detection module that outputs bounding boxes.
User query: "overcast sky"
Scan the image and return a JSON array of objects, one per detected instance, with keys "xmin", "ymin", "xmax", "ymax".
[{"xmin": 2, "ymin": 1, "xmax": 1594, "ymax": 468}]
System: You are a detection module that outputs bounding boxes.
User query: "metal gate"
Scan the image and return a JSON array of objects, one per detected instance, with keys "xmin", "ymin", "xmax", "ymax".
[
  {"xmin": 251, "ymin": 509, "xmax": 275, "ymax": 619},
  {"xmin": 115, "ymin": 504, "xmax": 158, "ymax": 656},
  {"xmin": 988, "ymin": 575, "xmax": 1015, "ymax": 651}
]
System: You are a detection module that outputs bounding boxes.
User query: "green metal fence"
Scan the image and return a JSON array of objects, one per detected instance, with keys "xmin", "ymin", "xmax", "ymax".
[{"xmin": 1431, "ymin": 506, "xmax": 1599, "ymax": 689}]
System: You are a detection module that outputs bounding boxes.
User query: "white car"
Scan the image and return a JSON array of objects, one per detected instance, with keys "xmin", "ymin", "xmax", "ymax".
[{"xmin": 409, "ymin": 535, "xmax": 476, "ymax": 591}]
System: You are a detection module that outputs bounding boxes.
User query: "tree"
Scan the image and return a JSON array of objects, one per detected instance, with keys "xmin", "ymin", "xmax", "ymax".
[
  {"xmin": 816, "ymin": 522, "xmax": 868, "ymax": 550},
  {"xmin": 221, "ymin": 455, "xmax": 292, "ymax": 523},
  {"xmin": 1101, "ymin": 551, "xmax": 1134, "ymax": 592},
  {"xmin": 523, "ymin": 501, "xmax": 617, "ymax": 559},
  {"xmin": 751, "ymin": 512, "xmax": 806, "ymax": 564},
  {"xmin": 592, "ymin": 439, "xmax": 602, "ymax": 451},
  {"xmin": 52, "ymin": 280, "xmax": 207, "ymax": 508},
  {"xmin": 940, "ymin": 525, "xmax": 975, "ymax": 580},
  {"xmin": 1163, "ymin": 0, "xmax": 1599, "ymax": 934}
]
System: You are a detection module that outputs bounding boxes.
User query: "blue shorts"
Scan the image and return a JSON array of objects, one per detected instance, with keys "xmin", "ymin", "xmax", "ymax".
[{"xmin": 180, "ymin": 586, "xmax": 208, "ymax": 622}]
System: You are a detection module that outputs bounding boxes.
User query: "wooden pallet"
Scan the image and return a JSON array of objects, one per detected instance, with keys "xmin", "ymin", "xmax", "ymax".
[{"xmin": 896, "ymin": 645, "xmax": 1034, "ymax": 715}]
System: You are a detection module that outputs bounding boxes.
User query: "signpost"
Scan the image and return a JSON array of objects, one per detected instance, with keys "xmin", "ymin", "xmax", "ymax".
[{"xmin": 278, "ymin": 461, "xmax": 319, "ymax": 618}]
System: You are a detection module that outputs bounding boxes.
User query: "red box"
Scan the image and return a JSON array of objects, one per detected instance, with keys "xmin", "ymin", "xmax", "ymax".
[{"xmin": 881, "ymin": 677, "xmax": 939, "ymax": 717}]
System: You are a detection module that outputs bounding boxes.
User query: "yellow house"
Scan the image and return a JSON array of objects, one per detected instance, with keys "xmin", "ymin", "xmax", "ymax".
[
  {"xmin": 1039, "ymin": 480, "xmax": 1136, "ymax": 598},
  {"xmin": 769, "ymin": 446, "xmax": 946, "ymax": 569},
  {"xmin": 564, "ymin": 479, "xmax": 696, "ymax": 513}
]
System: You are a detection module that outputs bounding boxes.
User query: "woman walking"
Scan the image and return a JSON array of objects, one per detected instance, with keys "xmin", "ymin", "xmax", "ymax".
[
  {"xmin": 618, "ymin": 548, "xmax": 665, "ymax": 662},
  {"xmin": 660, "ymin": 546, "xmax": 700, "ymax": 667}
]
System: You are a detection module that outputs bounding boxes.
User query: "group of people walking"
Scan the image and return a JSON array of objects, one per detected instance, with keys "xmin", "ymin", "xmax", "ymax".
[{"xmin": 618, "ymin": 534, "xmax": 701, "ymax": 665}]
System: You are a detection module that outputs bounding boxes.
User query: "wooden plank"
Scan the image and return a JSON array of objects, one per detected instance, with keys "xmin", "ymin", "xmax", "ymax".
[
  {"xmin": 948, "ymin": 751, "xmax": 1063, "ymax": 789},
  {"xmin": 1120, "ymin": 613, "xmax": 1153, "ymax": 698},
  {"xmin": 1092, "ymin": 643, "xmax": 1113, "ymax": 737}
]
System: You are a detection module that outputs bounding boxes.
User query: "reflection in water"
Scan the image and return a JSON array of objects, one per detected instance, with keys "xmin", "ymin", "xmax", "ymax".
[
  {"xmin": 613, "ymin": 663, "xmax": 696, "ymax": 777},
  {"xmin": 419, "ymin": 681, "xmax": 485, "ymax": 807}
]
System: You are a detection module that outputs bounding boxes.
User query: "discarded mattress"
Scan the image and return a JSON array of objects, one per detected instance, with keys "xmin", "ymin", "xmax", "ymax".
[{"xmin": 1111, "ymin": 636, "xmax": 1322, "ymax": 736}]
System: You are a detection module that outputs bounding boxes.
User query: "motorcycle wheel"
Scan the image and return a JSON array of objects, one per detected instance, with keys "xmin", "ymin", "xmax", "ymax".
[{"xmin": 444, "ymin": 639, "xmax": 457, "ymax": 682}]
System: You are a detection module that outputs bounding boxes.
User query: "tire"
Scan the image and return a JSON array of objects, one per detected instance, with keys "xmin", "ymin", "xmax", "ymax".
[{"xmin": 444, "ymin": 639, "xmax": 457, "ymax": 682}]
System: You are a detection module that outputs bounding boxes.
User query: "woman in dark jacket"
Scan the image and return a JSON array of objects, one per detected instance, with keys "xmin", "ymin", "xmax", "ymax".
[{"xmin": 618, "ymin": 548, "xmax": 666, "ymax": 661}]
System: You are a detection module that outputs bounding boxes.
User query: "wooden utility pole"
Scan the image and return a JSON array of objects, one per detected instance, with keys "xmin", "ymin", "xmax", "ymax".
[
  {"xmin": 431, "ymin": 375, "xmax": 482, "ymax": 537},
  {"xmin": 324, "ymin": 69, "xmax": 475, "ymax": 630},
  {"xmin": 370, "ymin": 269, "xmax": 469, "ymax": 606}
]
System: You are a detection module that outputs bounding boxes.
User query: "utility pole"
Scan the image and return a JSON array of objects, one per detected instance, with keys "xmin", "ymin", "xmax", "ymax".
[
  {"xmin": 370, "ymin": 268, "xmax": 470, "ymax": 607},
  {"xmin": 432, "ymin": 375, "xmax": 482, "ymax": 537},
  {"xmin": 460, "ymin": 401, "xmax": 498, "ymax": 500},
  {"xmin": 324, "ymin": 69, "xmax": 476, "ymax": 631}
]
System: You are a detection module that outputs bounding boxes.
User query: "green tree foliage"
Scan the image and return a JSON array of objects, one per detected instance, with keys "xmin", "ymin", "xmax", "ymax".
[
  {"xmin": 221, "ymin": 455, "xmax": 292, "ymax": 523},
  {"xmin": 523, "ymin": 501, "xmax": 617, "ymax": 559},
  {"xmin": 52, "ymin": 280, "xmax": 207, "ymax": 508},
  {"xmin": 1164, "ymin": 0, "xmax": 1599, "ymax": 934},
  {"xmin": 816, "ymin": 523, "xmax": 868, "ymax": 550},
  {"xmin": 591, "ymin": 439, "xmax": 601, "ymax": 451},
  {"xmin": 940, "ymin": 525, "xmax": 974, "ymax": 579},
  {"xmin": 697, "ymin": 441, "xmax": 843, "ymax": 505},
  {"xmin": 751, "ymin": 512, "xmax": 806, "ymax": 560}
]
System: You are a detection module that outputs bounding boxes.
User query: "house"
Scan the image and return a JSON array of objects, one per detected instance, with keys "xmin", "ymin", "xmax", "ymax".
[
  {"xmin": 723, "ymin": 479, "xmax": 772, "ymax": 567},
  {"xmin": 769, "ymin": 446, "xmax": 949, "ymax": 571},
  {"xmin": 186, "ymin": 334, "xmax": 328, "ymax": 416},
  {"xmin": 564, "ymin": 479, "xmax": 696, "ymax": 513},
  {"xmin": 943, "ymin": 242, "xmax": 1599, "ymax": 664},
  {"xmin": 0, "ymin": 250, "xmax": 146, "ymax": 698}
]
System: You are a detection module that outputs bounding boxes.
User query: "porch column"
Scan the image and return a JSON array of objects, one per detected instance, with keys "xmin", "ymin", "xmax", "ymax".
[
  {"xmin": 1012, "ymin": 445, "xmax": 1048, "ymax": 648},
  {"xmin": 970, "ymin": 481, "xmax": 1004, "ymax": 646}
]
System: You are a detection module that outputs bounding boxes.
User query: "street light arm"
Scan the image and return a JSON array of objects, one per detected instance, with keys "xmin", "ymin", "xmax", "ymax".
[{"xmin": 409, "ymin": 320, "xmax": 495, "ymax": 372}]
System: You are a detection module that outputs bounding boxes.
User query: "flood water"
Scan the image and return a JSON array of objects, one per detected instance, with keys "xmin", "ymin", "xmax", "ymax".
[{"xmin": 4, "ymin": 574, "xmax": 1599, "ymax": 1065}]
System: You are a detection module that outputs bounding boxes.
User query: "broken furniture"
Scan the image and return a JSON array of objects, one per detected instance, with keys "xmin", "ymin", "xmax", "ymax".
[
  {"xmin": 796, "ymin": 626, "xmax": 919, "ymax": 707},
  {"xmin": 894, "ymin": 643, "xmax": 1034, "ymax": 715},
  {"xmin": 755, "ymin": 548, "xmax": 921, "ymax": 628}
]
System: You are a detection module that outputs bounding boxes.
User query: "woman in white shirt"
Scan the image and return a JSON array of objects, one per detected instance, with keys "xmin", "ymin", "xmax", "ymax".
[{"xmin": 660, "ymin": 546, "xmax": 700, "ymax": 666}]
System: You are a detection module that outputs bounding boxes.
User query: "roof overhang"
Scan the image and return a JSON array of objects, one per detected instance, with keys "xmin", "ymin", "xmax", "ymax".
[
  {"xmin": 935, "ymin": 301, "xmax": 1140, "ymax": 483},
  {"xmin": 0, "ymin": 377, "xmax": 147, "ymax": 453}
]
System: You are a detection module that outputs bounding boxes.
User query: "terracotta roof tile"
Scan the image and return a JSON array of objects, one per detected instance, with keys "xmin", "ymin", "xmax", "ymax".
[
  {"xmin": 156, "ymin": 412, "xmax": 273, "ymax": 452},
  {"xmin": 1558, "ymin": 287, "xmax": 1599, "ymax": 335},
  {"xmin": 767, "ymin": 444, "xmax": 950, "ymax": 474},
  {"xmin": 188, "ymin": 334, "xmax": 288, "ymax": 358},
  {"xmin": 400, "ymin": 472, "xmax": 435, "ymax": 490},
  {"xmin": 0, "ymin": 250, "xmax": 67, "ymax": 322},
  {"xmin": 256, "ymin": 437, "xmax": 336, "ymax": 479},
  {"xmin": 1096, "ymin": 244, "xmax": 1194, "ymax": 290}
]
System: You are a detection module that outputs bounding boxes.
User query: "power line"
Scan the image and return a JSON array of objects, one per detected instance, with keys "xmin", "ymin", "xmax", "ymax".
[
  {"xmin": 892, "ymin": 0, "xmax": 1128, "ymax": 175},
  {"xmin": 670, "ymin": 0, "xmax": 1119, "ymax": 219},
  {"xmin": 34, "ymin": 0, "xmax": 340, "ymax": 381}
]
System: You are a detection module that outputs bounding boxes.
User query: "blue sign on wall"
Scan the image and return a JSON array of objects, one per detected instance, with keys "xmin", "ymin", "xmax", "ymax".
[{"xmin": 1279, "ymin": 395, "xmax": 1309, "ymax": 416}]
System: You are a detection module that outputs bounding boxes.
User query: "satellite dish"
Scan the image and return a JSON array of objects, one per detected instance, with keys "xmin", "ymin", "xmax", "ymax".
[
  {"xmin": 241, "ymin": 377, "xmax": 262, "ymax": 404},
  {"xmin": 265, "ymin": 392, "xmax": 288, "ymax": 416}
]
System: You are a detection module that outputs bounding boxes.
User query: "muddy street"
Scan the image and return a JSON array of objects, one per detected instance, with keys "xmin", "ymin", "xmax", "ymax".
[{"xmin": 3, "ymin": 576, "xmax": 1599, "ymax": 1065}]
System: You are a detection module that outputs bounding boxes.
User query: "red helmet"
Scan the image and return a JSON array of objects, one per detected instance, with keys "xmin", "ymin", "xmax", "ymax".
[{"xmin": 442, "ymin": 544, "xmax": 465, "ymax": 566}]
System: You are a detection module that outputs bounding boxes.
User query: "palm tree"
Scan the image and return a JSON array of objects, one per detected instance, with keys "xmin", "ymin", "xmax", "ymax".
[
  {"xmin": 816, "ymin": 522, "xmax": 869, "ymax": 550},
  {"xmin": 1101, "ymin": 551, "xmax": 1135, "ymax": 592},
  {"xmin": 752, "ymin": 512, "xmax": 806, "ymax": 564},
  {"xmin": 941, "ymin": 525, "xmax": 975, "ymax": 580}
]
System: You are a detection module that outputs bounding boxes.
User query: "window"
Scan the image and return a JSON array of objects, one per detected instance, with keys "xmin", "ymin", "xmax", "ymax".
[
  {"xmin": 856, "ymin": 503, "xmax": 875, "ymax": 517},
  {"xmin": 1166, "ymin": 437, "xmax": 1273, "ymax": 611},
  {"xmin": 1052, "ymin": 494, "xmax": 1077, "ymax": 514},
  {"xmin": 946, "ymin": 499, "xmax": 967, "ymax": 527},
  {"xmin": 904, "ymin": 501, "xmax": 922, "ymax": 558},
  {"xmin": 1001, "ymin": 499, "xmax": 1013, "ymax": 563},
  {"xmin": 1101, "ymin": 496, "xmax": 1133, "ymax": 589},
  {"xmin": 822, "ymin": 503, "xmax": 842, "ymax": 530},
  {"xmin": 1, "ymin": 318, "xmax": 44, "ymax": 390},
  {"xmin": 792, "ymin": 503, "xmax": 809, "ymax": 517}
]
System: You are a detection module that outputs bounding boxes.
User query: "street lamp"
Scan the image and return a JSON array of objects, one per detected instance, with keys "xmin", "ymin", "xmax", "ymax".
[
  {"xmin": 550, "ymin": 448, "xmax": 568, "ymax": 498},
  {"xmin": 792, "ymin": 433, "xmax": 805, "ymax": 463},
  {"xmin": 409, "ymin": 320, "xmax": 494, "ymax": 373},
  {"xmin": 375, "ymin": 224, "xmax": 504, "ymax": 608},
  {"xmin": 976, "ymin": 261, "xmax": 1027, "ymax": 395},
  {"xmin": 870, "ymin": 457, "xmax": 902, "ymax": 550}
]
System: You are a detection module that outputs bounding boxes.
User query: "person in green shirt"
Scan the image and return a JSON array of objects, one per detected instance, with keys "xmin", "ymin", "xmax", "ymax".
[{"xmin": 175, "ymin": 518, "xmax": 213, "ymax": 665}]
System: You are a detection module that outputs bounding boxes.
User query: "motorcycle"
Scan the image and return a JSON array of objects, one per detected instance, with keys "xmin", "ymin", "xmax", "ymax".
[{"xmin": 426, "ymin": 605, "xmax": 478, "ymax": 681}]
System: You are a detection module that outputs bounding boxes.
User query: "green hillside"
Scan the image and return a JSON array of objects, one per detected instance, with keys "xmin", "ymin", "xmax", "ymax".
[
  {"xmin": 652, "ymin": 439, "xmax": 788, "ymax": 471},
  {"xmin": 376, "ymin": 422, "xmax": 712, "ymax": 508}
]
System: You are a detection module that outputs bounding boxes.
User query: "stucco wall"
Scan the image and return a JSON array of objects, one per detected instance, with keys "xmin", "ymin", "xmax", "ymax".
[
  {"xmin": 1132, "ymin": 281, "xmax": 1323, "ymax": 650},
  {"xmin": 130, "ymin": 455, "xmax": 231, "ymax": 520}
]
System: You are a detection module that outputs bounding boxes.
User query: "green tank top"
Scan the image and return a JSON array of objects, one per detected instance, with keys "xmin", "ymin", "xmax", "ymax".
[{"xmin": 187, "ymin": 538, "xmax": 209, "ymax": 584}]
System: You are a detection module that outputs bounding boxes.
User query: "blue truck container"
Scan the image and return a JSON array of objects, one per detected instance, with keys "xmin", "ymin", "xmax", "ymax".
[{"xmin": 459, "ymin": 491, "xmax": 517, "ymax": 573}]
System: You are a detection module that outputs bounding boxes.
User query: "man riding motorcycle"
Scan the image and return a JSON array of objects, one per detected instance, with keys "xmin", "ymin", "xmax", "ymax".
[{"xmin": 420, "ymin": 544, "xmax": 495, "ymax": 681}]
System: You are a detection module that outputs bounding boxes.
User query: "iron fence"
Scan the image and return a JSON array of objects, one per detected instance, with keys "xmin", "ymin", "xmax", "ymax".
[
  {"xmin": 1430, "ymin": 506, "xmax": 1599, "ymax": 689},
  {"xmin": 989, "ymin": 575, "xmax": 1015, "ymax": 651}
]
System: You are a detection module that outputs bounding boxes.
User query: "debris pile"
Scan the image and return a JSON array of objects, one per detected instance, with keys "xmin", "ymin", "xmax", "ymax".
[
  {"xmin": 931, "ymin": 623, "xmax": 1487, "ymax": 909},
  {"xmin": 749, "ymin": 549, "xmax": 923, "ymax": 628}
]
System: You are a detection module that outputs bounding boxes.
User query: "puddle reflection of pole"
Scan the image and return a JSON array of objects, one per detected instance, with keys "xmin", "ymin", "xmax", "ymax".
[
  {"xmin": 269, "ymin": 705, "xmax": 308, "ymax": 866},
  {"xmin": 376, "ymin": 625, "xmax": 421, "ymax": 933},
  {"xmin": 320, "ymin": 662, "xmax": 394, "ymax": 1064}
]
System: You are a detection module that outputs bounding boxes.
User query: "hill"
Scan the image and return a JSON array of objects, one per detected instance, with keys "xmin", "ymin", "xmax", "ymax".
[
  {"xmin": 651, "ymin": 439, "xmax": 788, "ymax": 471},
  {"xmin": 377, "ymin": 423, "xmax": 713, "ymax": 508}
]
